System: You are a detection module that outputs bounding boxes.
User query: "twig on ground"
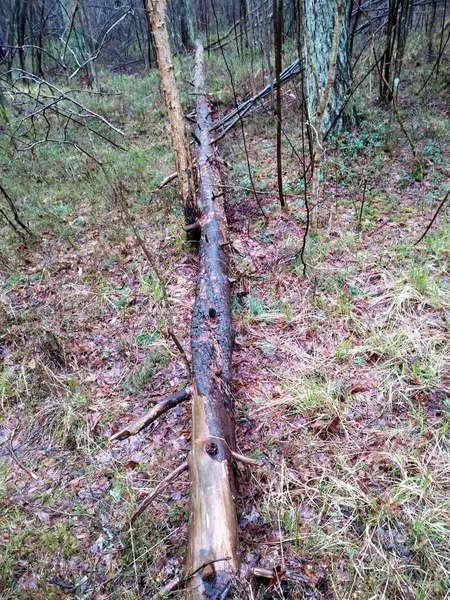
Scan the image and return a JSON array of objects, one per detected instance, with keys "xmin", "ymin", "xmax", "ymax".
[
  {"xmin": 130, "ymin": 460, "xmax": 188, "ymax": 523},
  {"xmin": 231, "ymin": 450, "xmax": 259, "ymax": 466},
  {"xmin": 150, "ymin": 576, "xmax": 181, "ymax": 600},
  {"xmin": 0, "ymin": 183, "xmax": 32, "ymax": 236},
  {"xmin": 415, "ymin": 190, "xmax": 450, "ymax": 246},
  {"xmin": 158, "ymin": 171, "xmax": 178, "ymax": 188},
  {"xmin": 8, "ymin": 429, "xmax": 38, "ymax": 480},
  {"xmin": 185, "ymin": 557, "xmax": 232, "ymax": 581}
]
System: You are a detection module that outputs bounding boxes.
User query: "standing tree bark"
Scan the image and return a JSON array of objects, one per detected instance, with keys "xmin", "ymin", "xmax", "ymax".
[
  {"xmin": 142, "ymin": 0, "xmax": 155, "ymax": 68},
  {"xmin": 301, "ymin": 0, "xmax": 354, "ymax": 229},
  {"xmin": 180, "ymin": 0, "xmax": 195, "ymax": 50},
  {"xmin": 379, "ymin": 0, "xmax": 401, "ymax": 102},
  {"xmin": 148, "ymin": 0, "xmax": 198, "ymax": 239},
  {"xmin": 273, "ymin": 0, "xmax": 285, "ymax": 208},
  {"xmin": 17, "ymin": 0, "xmax": 27, "ymax": 71},
  {"xmin": 60, "ymin": 0, "xmax": 95, "ymax": 87},
  {"xmin": 302, "ymin": 0, "xmax": 355, "ymax": 135}
]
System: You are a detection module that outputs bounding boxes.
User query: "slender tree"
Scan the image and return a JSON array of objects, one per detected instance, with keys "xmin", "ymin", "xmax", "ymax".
[
  {"xmin": 301, "ymin": 0, "xmax": 351, "ymax": 228},
  {"xmin": 180, "ymin": 0, "xmax": 195, "ymax": 49},
  {"xmin": 379, "ymin": 0, "xmax": 401, "ymax": 102},
  {"xmin": 273, "ymin": 0, "xmax": 285, "ymax": 208},
  {"xmin": 148, "ymin": 0, "xmax": 198, "ymax": 239}
]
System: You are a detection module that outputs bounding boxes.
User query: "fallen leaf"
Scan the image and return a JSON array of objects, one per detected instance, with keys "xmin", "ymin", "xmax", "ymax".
[
  {"xmin": 125, "ymin": 460, "xmax": 139, "ymax": 470},
  {"xmin": 36, "ymin": 511, "xmax": 51, "ymax": 524},
  {"xmin": 350, "ymin": 381, "xmax": 372, "ymax": 394}
]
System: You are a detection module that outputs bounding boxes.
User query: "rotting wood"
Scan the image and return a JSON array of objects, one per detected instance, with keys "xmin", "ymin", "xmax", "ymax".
[
  {"xmin": 110, "ymin": 387, "xmax": 191, "ymax": 441},
  {"xmin": 185, "ymin": 40, "xmax": 240, "ymax": 599}
]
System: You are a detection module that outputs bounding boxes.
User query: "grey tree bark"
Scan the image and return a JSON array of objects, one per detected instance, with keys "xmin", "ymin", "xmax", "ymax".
[
  {"xmin": 148, "ymin": 0, "xmax": 198, "ymax": 239},
  {"xmin": 180, "ymin": 0, "xmax": 195, "ymax": 49},
  {"xmin": 302, "ymin": 0, "xmax": 355, "ymax": 136}
]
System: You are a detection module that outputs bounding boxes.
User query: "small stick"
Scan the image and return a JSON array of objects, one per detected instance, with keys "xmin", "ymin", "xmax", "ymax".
[
  {"xmin": 183, "ymin": 221, "xmax": 200, "ymax": 231},
  {"xmin": 185, "ymin": 557, "xmax": 232, "ymax": 581},
  {"xmin": 150, "ymin": 576, "xmax": 181, "ymax": 600},
  {"xmin": 231, "ymin": 451, "xmax": 259, "ymax": 466},
  {"xmin": 252, "ymin": 566, "xmax": 311, "ymax": 585},
  {"xmin": 110, "ymin": 387, "xmax": 191, "ymax": 441},
  {"xmin": 8, "ymin": 429, "xmax": 38, "ymax": 480},
  {"xmin": 358, "ymin": 179, "xmax": 368, "ymax": 232},
  {"xmin": 130, "ymin": 461, "xmax": 188, "ymax": 523},
  {"xmin": 158, "ymin": 171, "xmax": 178, "ymax": 188},
  {"xmin": 415, "ymin": 190, "xmax": 450, "ymax": 245},
  {"xmin": 151, "ymin": 558, "xmax": 232, "ymax": 599}
]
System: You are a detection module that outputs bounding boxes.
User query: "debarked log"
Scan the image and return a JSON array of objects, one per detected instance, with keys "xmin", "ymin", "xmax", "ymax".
[{"xmin": 185, "ymin": 40, "xmax": 240, "ymax": 599}]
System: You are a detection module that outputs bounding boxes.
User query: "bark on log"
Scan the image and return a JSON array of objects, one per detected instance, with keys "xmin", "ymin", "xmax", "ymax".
[
  {"xmin": 148, "ymin": 0, "xmax": 199, "ymax": 241},
  {"xmin": 185, "ymin": 40, "xmax": 240, "ymax": 599}
]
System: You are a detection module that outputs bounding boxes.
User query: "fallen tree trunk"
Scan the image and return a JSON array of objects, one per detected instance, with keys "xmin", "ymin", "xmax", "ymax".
[{"xmin": 185, "ymin": 40, "xmax": 240, "ymax": 599}]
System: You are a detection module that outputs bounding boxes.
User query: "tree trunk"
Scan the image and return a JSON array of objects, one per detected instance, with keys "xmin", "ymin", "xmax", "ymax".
[
  {"xmin": 148, "ymin": 0, "xmax": 198, "ymax": 239},
  {"xmin": 186, "ymin": 40, "xmax": 240, "ymax": 599},
  {"xmin": 394, "ymin": 0, "xmax": 413, "ymax": 86},
  {"xmin": 380, "ymin": 0, "xmax": 400, "ymax": 102},
  {"xmin": 78, "ymin": 0, "xmax": 99, "ymax": 90},
  {"xmin": 180, "ymin": 0, "xmax": 195, "ymax": 50},
  {"xmin": 37, "ymin": 0, "xmax": 45, "ymax": 77},
  {"xmin": 427, "ymin": 1, "xmax": 437, "ymax": 55},
  {"xmin": 60, "ymin": 0, "xmax": 94, "ymax": 86},
  {"xmin": 301, "ymin": 0, "xmax": 348, "ymax": 229},
  {"xmin": 260, "ymin": 0, "xmax": 274, "ymax": 109},
  {"xmin": 17, "ymin": 0, "xmax": 27, "ymax": 71},
  {"xmin": 273, "ymin": 0, "xmax": 285, "ymax": 208},
  {"xmin": 142, "ymin": 0, "xmax": 155, "ymax": 68},
  {"xmin": 302, "ymin": 0, "xmax": 355, "ymax": 135}
]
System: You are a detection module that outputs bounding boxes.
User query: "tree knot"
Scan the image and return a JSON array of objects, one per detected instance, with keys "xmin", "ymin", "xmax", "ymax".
[
  {"xmin": 201, "ymin": 562, "xmax": 216, "ymax": 582},
  {"xmin": 205, "ymin": 441, "xmax": 218, "ymax": 456}
]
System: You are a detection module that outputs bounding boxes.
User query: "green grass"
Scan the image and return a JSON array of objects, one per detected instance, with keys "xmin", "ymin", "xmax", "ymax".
[{"xmin": 123, "ymin": 350, "xmax": 170, "ymax": 395}]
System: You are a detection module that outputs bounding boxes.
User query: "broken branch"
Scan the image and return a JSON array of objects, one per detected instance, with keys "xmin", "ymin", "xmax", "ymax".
[
  {"xmin": 130, "ymin": 460, "xmax": 188, "ymax": 523},
  {"xmin": 110, "ymin": 387, "xmax": 191, "ymax": 441}
]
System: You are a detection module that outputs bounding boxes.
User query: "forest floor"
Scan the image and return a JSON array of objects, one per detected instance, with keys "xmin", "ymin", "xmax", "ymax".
[{"xmin": 1, "ymin": 41, "xmax": 450, "ymax": 600}]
